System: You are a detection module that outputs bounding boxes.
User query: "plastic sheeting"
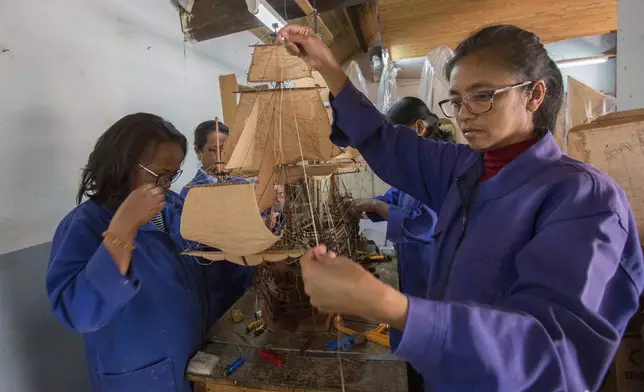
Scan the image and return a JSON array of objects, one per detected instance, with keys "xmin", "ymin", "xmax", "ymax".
[
  {"xmin": 376, "ymin": 49, "xmax": 399, "ymax": 113},
  {"xmin": 418, "ymin": 46, "xmax": 454, "ymax": 116},
  {"xmin": 345, "ymin": 60, "xmax": 370, "ymax": 99}
]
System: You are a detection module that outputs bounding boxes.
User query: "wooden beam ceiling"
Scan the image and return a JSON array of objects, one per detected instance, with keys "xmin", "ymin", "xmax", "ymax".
[
  {"xmin": 377, "ymin": 0, "xmax": 617, "ymax": 60},
  {"xmin": 183, "ymin": 0, "xmax": 369, "ymax": 42}
]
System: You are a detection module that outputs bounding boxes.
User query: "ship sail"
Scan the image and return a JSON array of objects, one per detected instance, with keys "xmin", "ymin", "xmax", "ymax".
[
  {"xmin": 247, "ymin": 44, "xmax": 311, "ymax": 83},
  {"xmin": 181, "ymin": 43, "xmax": 359, "ymax": 266},
  {"xmin": 225, "ymin": 87, "xmax": 335, "ymax": 175},
  {"xmin": 180, "ymin": 183, "xmax": 281, "ymax": 256}
]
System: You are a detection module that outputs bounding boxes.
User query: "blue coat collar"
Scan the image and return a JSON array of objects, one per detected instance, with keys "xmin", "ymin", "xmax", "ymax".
[{"xmin": 456, "ymin": 132, "xmax": 563, "ymax": 203}]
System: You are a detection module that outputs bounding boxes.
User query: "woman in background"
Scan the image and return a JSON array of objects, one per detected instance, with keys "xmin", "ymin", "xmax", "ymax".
[
  {"xmin": 47, "ymin": 113, "xmax": 205, "ymax": 392},
  {"xmin": 279, "ymin": 24, "xmax": 644, "ymax": 391},
  {"xmin": 181, "ymin": 119, "xmax": 254, "ymax": 327},
  {"xmin": 180, "ymin": 120, "xmax": 245, "ymax": 198}
]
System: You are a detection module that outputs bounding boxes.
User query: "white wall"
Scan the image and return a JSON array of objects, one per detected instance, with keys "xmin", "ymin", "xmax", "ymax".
[
  {"xmin": 617, "ymin": 0, "xmax": 644, "ymax": 109},
  {"xmin": 559, "ymin": 60, "xmax": 616, "ymax": 95},
  {"xmin": 0, "ymin": 0, "xmax": 259, "ymax": 255}
]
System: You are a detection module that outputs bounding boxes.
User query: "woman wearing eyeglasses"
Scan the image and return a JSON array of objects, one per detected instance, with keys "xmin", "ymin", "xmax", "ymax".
[
  {"xmin": 179, "ymin": 120, "xmax": 247, "ymax": 199},
  {"xmin": 277, "ymin": 24, "xmax": 644, "ymax": 391},
  {"xmin": 46, "ymin": 113, "xmax": 206, "ymax": 392}
]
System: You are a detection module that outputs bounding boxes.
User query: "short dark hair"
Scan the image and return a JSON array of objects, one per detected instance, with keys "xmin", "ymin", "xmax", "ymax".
[
  {"xmin": 386, "ymin": 97, "xmax": 454, "ymax": 142},
  {"xmin": 77, "ymin": 113, "xmax": 187, "ymax": 205},
  {"xmin": 194, "ymin": 120, "xmax": 229, "ymax": 150},
  {"xmin": 445, "ymin": 24, "xmax": 563, "ymax": 133}
]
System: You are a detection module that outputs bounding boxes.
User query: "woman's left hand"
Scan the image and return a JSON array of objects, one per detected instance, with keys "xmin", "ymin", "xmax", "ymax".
[{"xmin": 300, "ymin": 245, "xmax": 409, "ymax": 327}]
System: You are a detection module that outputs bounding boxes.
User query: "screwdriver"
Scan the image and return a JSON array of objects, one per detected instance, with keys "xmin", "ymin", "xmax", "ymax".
[{"xmin": 224, "ymin": 357, "xmax": 245, "ymax": 376}]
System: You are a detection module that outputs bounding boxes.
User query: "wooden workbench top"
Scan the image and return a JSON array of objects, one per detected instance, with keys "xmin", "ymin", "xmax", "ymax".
[{"xmin": 188, "ymin": 260, "xmax": 407, "ymax": 392}]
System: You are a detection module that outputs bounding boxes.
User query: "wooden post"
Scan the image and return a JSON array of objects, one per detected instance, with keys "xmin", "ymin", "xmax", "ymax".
[
  {"xmin": 295, "ymin": 0, "xmax": 334, "ymax": 42},
  {"xmin": 219, "ymin": 74, "xmax": 239, "ymax": 126}
]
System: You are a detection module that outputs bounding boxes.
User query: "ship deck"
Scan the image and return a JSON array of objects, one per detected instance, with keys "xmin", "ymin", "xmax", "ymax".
[{"xmin": 187, "ymin": 258, "xmax": 407, "ymax": 392}]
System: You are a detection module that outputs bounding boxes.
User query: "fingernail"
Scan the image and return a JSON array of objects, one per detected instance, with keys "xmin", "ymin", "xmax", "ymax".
[{"xmin": 328, "ymin": 251, "xmax": 337, "ymax": 258}]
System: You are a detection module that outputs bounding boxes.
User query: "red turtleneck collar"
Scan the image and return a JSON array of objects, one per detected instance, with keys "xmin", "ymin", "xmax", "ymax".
[{"xmin": 479, "ymin": 138, "xmax": 538, "ymax": 182}]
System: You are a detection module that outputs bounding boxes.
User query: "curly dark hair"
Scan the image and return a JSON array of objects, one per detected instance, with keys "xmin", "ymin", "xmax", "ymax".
[
  {"xmin": 77, "ymin": 113, "xmax": 187, "ymax": 205},
  {"xmin": 386, "ymin": 96, "xmax": 455, "ymax": 143}
]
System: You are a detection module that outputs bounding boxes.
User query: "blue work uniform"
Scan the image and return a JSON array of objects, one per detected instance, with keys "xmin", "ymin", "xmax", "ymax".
[
  {"xmin": 47, "ymin": 191, "xmax": 207, "ymax": 392},
  {"xmin": 366, "ymin": 187, "xmax": 437, "ymax": 350},
  {"xmin": 181, "ymin": 168, "xmax": 254, "ymax": 327},
  {"xmin": 179, "ymin": 168, "xmax": 247, "ymax": 199},
  {"xmin": 330, "ymin": 81, "xmax": 644, "ymax": 391}
]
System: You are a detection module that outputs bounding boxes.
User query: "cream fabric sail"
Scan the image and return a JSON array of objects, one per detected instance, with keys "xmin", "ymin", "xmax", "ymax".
[
  {"xmin": 180, "ymin": 183, "xmax": 281, "ymax": 256},
  {"xmin": 225, "ymin": 88, "xmax": 334, "ymax": 173},
  {"xmin": 255, "ymin": 139, "xmax": 278, "ymax": 212},
  {"xmin": 247, "ymin": 45, "xmax": 312, "ymax": 83},
  {"xmin": 293, "ymin": 71, "xmax": 330, "ymax": 104},
  {"xmin": 223, "ymin": 92, "xmax": 259, "ymax": 164}
]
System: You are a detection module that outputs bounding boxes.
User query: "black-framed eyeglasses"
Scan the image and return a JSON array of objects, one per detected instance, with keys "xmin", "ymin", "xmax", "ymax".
[
  {"xmin": 138, "ymin": 164, "xmax": 183, "ymax": 187},
  {"xmin": 438, "ymin": 81, "xmax": 534, "ymax": 118}
]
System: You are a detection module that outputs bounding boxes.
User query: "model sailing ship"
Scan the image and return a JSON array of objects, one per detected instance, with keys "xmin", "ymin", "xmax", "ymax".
[{"xmin": 180, "ymin": 43, "xmax": 364, "ymax": 332}]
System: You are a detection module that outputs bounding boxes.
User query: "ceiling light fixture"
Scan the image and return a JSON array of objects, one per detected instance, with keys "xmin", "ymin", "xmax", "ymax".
[
  {"xmin": 245, "ymin": 0, "xmax": 288, "ymax": 31},
  {"xmin": 556, "ymin": 55, "xmax": 614, "ymax": 69}
]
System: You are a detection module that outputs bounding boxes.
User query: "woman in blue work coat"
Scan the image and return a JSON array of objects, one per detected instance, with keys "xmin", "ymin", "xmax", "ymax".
[
  {"xmin": 181, "ymin": 120, "xmax": 254, "ymax": 328},
  {"xmin": 278, "ymin": 25, "xmax": 644, "ymax": 391},
  {"xmin": 180, "ymin": 120, "xmax": 247, "ymax": 197},
  {"xmin": 47, "ymin": 113, "xmax": 207, "ymax": 392}
]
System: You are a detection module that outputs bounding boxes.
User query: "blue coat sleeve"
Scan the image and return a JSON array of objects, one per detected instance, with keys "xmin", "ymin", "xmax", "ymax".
[
  {"xmin": 330, "ymin": 82, "xmax": 470, "ymax": 211},
  {"xmin": 395, "ymin": 175, "xmax": 644, "ymax": 391},
  {"xmin": 179, "ymin": 186, "xmax": 189, "ymax": 199},
  {"xmin": 367, "ymin": 187, "xmax": 399, "ymax": 223},
  {"xmin": 46, "ymin": 213, "xmax": 141, "ymax": 333},
  {"xmin": 386, "ymin": 200, "xmax": 437, "ymax": 245}
]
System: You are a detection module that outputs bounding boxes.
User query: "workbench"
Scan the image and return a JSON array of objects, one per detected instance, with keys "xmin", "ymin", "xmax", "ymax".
[{"xmin": 187, "ymin": 260, "xmax": 408, "ymax": 392}]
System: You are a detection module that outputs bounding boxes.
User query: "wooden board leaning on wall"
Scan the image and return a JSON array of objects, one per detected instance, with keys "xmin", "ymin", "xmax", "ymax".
[{"xmin": 567, "ymin": 109, "xmax": 644, "ymax": 242}]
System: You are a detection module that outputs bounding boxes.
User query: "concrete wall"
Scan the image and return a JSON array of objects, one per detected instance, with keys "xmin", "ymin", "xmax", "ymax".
[
  {"xmin": 0, "ymin": 0, "xmax": 256, "ymax": 390},
  {"xmin": 617, "ymin": 0, "xmax": 644, "ymax": 109}
]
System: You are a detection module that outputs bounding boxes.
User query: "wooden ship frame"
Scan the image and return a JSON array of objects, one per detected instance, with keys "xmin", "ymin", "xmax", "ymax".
[{"xmin": 180, "ymin": 43, "xmax": 365, "ymax": 332}]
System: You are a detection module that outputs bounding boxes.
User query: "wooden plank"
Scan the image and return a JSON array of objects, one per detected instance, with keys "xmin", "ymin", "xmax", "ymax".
[
  {"xmin": 567, "ymin": 112, "xmax": 644, "ymax": 241},
  {"xmin": 250, "ymin": 9, "xmax": 361, "ymax": 65},
  {"xmin": 193, "ymin": 381, "xmax": 208, "ymax": 392},
  {"xmin": 375, "ymin": 0, "xmax": 617, "ymax": 59},
  {"xmin": 320, "ymin": 9, "xmax": 361, "ymax": 64},
  {"xmin": 219, "ymin": 74, "xmax": 239, "ymax": 126},
  {"xmin": 183, "ymin": 0, "xmax": 369, "ymax": 42},
  {"xmin": 345, "ymin": 5, "xmax": 369, "ymax": 52},
  {"xmin": 295, "ymin": 0, "xmax": 335, "ymax": 41},
  {"xmin": 358, "ymin": 1, "xmax": 379, "ymax": 45}
]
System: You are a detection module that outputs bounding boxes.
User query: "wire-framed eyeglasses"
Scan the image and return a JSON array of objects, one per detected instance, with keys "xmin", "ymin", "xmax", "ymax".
[
  {"xmin": 138, "ymin": 164, "xmax": 183, "ymax": 187},
  {"xmin": 438, "ymin": 81, "xmax": 534, "ymax": 118}
]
